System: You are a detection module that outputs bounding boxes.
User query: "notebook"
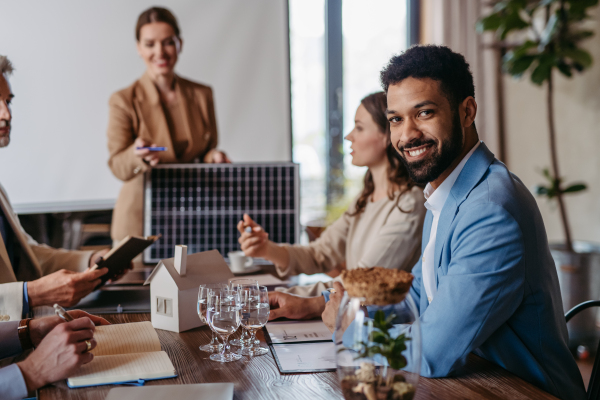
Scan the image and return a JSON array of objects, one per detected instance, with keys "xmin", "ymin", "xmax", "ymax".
[
  {"xmin": 67, "ymin": 321, "xmax": 177, "ymax": 388},
  {"xmin": 91, "ymin": 235, "xmax": 161, "ymax": 286}
]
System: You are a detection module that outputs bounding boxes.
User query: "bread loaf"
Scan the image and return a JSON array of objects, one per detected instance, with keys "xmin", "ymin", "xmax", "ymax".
[{"xmin": 341, "ymin": 267, "xmax": 413, "ymax": 306}]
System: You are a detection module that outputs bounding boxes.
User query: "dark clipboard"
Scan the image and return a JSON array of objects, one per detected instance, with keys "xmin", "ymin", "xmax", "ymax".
[
  {"xmin": 92, "ymin": 235, "xmax": 161, "ymax": 286},
  {"xmin": 269, "ymin": 342, "xmax": 337, "ymax": 374}
]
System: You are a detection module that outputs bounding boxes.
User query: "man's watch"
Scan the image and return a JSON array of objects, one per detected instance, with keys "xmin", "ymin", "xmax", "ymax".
[{"xmin": 17, "ymin": 318, "xmax": 34, "ymax": 350}]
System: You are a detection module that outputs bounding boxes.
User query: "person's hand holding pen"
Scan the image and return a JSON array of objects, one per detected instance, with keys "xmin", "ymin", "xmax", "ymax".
[
  {"xmin": 16, "ymin": 308, "xmax": 110, "ymax": 392},
  {"xmin": 134, "ymin": 137, "xmax": 161, "ymax": 166},
  {"xmin": 236, "ymin": 214, "xmax": 290, "ymax": 268},
  {"xmin": 28, "ymin": 308, "xmax": 110, "ymax": 347}
]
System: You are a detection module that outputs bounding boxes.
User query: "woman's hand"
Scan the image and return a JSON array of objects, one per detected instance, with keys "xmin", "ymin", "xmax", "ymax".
[
  {"xmin": 204, "ymin": 149, "xmax": 231, "ymax": 164},
  {"xmin": 237, "ymin": 214, "xmax": 270, "ymax": 258},
  {"xmin": 133, "ymin": 137, "xmax": 160, "ymax": 166},
  {"xmin": 237, "ymin": 214, "xmax": 290, "ymax": 267}
]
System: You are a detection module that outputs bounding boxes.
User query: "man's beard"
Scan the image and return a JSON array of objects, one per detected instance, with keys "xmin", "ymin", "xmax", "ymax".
[{"xmin": 398, "ymin": 111, "xmax": 464, "ymax": 184}]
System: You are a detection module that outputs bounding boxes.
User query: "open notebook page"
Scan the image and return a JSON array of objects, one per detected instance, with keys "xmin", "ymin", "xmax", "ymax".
[
  {"xmin": 92, "ymin": 321, "xmax": 161, "ymax": 356},
  {"xmin": 67, "ymin": 351, "xmax": 176, "ymax": 388}
]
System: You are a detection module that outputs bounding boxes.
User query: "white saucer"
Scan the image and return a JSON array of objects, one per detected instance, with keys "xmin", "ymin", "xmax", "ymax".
[{"xmin": 232, "ymin": 265, "xmax": 262, "ymax": 275}]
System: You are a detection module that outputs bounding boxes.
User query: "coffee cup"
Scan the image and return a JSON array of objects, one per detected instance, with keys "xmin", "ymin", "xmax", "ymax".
[{"xmin": 228, "ymin": 251, "xmax": 253, "ymax": 273}]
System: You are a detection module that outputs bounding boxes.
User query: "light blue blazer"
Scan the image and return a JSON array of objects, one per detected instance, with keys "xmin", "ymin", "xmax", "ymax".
[{"xmin": 343, "ymin": 143, "xmax": 586, "ymax": 400}]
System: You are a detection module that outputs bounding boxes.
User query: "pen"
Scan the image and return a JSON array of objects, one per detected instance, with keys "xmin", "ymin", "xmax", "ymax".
[
  {"xmin": 54, "ymin": 303, "xmax": 74, "ymax": 322},
  {"xmin": 54, "ymin": 304, "xmax": 93, "ymax": 353},
  {"xmin": 136, "ymin": 146, "xmax": 167, "ymax": 151},
  {"xmin": 244, "ymin": 226, "xmax": 252, "ymax": 233}
]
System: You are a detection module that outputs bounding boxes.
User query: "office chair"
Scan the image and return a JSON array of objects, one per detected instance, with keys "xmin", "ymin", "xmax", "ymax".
[{"xmin": 566, "ymin": 300, "xmax": 600, "ymax": 400}]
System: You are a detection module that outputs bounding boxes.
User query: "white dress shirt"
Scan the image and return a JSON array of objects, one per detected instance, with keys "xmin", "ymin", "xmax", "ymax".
[{"xmin": 422, "ymin": 141, "xmax": 480, "ymax": 304}]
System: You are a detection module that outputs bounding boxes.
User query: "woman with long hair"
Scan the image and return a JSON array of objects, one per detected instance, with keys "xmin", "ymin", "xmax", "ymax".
[
  {"xmin": 238, "ymin": 92, "xmax": 426, "ymax": 296},
  {"xmin": 107, "ymin": 7, "xmax": 229, "ymax": 243}
]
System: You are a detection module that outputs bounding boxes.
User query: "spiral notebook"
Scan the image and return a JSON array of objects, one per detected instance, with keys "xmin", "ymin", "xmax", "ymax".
[{"xmin": 67, "ymin": 321, "xmax": 177, "ymax": 388}]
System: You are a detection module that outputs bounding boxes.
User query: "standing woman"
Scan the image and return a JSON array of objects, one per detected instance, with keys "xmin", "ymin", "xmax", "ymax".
[
  {"xmin": 238, "ymin": 92, "xmax": 426, "ymax": 296},
  {"xmin": 107, "ymin": 7, "xmax": 229, "ymax": 242}
]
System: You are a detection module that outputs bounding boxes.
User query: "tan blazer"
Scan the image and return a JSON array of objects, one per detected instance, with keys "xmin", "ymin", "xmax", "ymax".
[
  {"xmin": 107, "ymin": 73, "xmax": 218, "ymax": 241},
  {"xmin": 0, "ymin": 184, "xmax": 92, "ymax": 321},
  {"xmin": 277, "ymin": 186, "xmax": 426, "ymax": 296}
]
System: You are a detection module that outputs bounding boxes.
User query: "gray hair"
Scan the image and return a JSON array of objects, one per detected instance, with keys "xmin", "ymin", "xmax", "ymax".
[{"xmin": 0, "ymin": 56, "xmax": 14, "ymax": 76}]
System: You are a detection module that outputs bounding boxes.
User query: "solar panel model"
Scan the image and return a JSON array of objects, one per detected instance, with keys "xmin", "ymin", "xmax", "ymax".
[{"xmin": 143, "ymin": 163, "xmax": 300, "ymax": 264}]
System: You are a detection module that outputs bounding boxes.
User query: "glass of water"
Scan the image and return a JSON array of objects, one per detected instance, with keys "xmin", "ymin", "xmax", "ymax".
[
  {"xmin": 228, "ymin": 278, "xmax": 259, "ymax": 347},
  {"xmin": 239, "ymin": 286, "xmax": 270, "ymax": 356},
  {"xmin": 207, "ymin": 288, "xmax": 242, "ymax": 362},
  {"xmin": 197, "ymin": 283, "xmax": 228, "ymax": 353}
]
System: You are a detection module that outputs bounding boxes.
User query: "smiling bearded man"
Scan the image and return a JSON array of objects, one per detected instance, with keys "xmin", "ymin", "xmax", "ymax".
[
  {"xmin": 324, "ymin": 45, "xmax": 586, "ymax": 400},
  {"xmin": 397, "ymin": 107, "xmax": 463, "ymax": 185}
]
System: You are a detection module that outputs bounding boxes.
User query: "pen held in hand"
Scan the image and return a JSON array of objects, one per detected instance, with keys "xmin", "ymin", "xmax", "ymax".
[
  {"xmin": 54, "ymin": 303, "xmax": 74, "ymax": 322},
  {"xmin": 136, "ymin": 146, "xmax": 167, "ymax": 152}
]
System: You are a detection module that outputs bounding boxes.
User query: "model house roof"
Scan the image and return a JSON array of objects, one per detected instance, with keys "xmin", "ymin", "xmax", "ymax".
[{"xmin": 144, "ymin": 249, "xmax": 234, "ymax": 290}]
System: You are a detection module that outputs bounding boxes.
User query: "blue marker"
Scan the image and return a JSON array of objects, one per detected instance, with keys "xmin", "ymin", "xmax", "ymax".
[{"xmin": 136, "ymin": 147, "xmax": 167, "ymax": 151}]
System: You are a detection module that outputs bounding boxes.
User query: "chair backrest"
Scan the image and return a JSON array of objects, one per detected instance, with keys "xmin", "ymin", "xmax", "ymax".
[{"xmin": 565, "ymin": 300, "xmax": 600, "ymax": 400}]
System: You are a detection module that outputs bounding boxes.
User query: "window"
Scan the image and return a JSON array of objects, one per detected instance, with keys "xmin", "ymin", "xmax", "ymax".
[
  {"xmin": 290, "ymin": 0, "xmax": 409, "ymax": 224},
  {"xmin": 289, "ymin": 0, "xmax": 327, "ymax": 224},
  {"xmin": 342, "ymin": 0, "xmax": 408, "ymax": 198}
]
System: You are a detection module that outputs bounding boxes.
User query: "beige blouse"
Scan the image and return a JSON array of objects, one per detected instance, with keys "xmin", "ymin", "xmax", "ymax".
[
  {"xmin": 278, "ymin": 186, "xmax": 426, "ymax": 296},
  {"xmin": 164, "ymin": 99, "xmax": 189, "ymax": 158}
]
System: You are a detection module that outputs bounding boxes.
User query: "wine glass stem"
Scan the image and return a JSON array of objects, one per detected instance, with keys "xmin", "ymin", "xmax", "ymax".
[
  {"xmin": 249, "ymin": 329, "xmax": 257, "ymax": 349},
  {"xmin": 221, "ymin": 335, "xmax": 230, "ymax": 357},
  {"xmin": 210, "ymin": 331, "xmax": 219, "ymax": 345}
]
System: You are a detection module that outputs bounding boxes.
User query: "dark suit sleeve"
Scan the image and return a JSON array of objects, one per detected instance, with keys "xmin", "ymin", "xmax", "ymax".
[
  {"xmin": 417, "ymin": 203, "xmax": 525, "ymax": 377},
  {"xmin": 0, "ymin": 321, "xmax": 22, "ymax": 359}
]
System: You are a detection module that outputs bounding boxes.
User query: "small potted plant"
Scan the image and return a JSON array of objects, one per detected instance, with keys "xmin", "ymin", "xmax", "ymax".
[{"xmin": 335, "ymin": 268, "xmax": 420, "ymax": 400}]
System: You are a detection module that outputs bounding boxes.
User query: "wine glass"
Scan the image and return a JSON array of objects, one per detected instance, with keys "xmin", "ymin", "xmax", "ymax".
[
  {"xmin": 207, "ymin": 288, "xmax": 243, "ymax": 362},
  {"xmin": 228, "ymin": 278, "xmax": 259, "ymax": 347},
  {"xmin": 239, "ymin": 286, "xmax": 270, "ymax": 356},
  {"xmin": 197, "ymin": 283, "xmax": 228, "ymax": 352}
]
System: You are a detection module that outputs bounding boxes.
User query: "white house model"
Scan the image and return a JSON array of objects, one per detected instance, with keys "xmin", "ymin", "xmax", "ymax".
[{"xmin": 144, "ymin": 247, "xmax": 234, "ymax": 333}]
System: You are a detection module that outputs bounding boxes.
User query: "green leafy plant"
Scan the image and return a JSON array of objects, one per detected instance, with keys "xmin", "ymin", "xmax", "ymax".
[
  {"xmin": 477, "ymin": 0, "xmax": 597, "ymax": 252},
  {"xmin": 341, "ymin": 310, "xmax": 410, "ymax": 370}
]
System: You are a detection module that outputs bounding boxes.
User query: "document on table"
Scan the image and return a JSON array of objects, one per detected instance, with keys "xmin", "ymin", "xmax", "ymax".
[
  {"xmin": 271, "ymin": 342, "xmax": 336, "ymax": 373},
  {"xmin": 265, "ymin": 320, "xmax": 333, "ymax": 344}
]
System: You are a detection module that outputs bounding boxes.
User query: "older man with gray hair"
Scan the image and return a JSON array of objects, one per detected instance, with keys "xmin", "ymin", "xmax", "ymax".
[
  {"xmin": 0, "ymin": 56, "xmax": 112, "ymax": 323},
  {"xmin": 0, "ymin": 55, "xmax": 114, "ymax": 398}
]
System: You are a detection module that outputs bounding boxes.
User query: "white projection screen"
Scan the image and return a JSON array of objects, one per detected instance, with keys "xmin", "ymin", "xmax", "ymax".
[{"xmin": 0, "ymin": 0, "xmax": 291, "ymax": 213}]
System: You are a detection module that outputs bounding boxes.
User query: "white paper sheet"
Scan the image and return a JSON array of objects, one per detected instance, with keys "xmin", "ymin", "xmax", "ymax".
[
  {"xmin": 266, "ymin": 320, "xmax": 333, "ymax": 343},
  {"xmin": 271, "ymin": 342, "xmax": 336, "ymax": 372}
]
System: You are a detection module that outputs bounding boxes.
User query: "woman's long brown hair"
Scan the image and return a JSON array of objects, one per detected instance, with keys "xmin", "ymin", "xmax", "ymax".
[{"xmin": 348, "ymin": 92, "xmax": 417, "ymax": 216}]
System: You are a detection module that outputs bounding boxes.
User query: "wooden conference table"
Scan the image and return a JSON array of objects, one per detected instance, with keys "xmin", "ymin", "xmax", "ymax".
[{"xmin": 39, "ymin": 312, "xmax": 559, "ymax": 400}]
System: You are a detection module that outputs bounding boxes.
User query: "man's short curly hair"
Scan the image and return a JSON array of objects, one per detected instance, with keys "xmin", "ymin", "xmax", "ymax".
[{"xmin": 380, "ymin": 45, "xmax": 475, "ymax": 109}]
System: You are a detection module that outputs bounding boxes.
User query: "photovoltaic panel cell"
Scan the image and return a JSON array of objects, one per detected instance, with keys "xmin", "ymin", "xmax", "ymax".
[{"xmin": 143, "ymin": 163, "xmax": 299, "ymax": 263}]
